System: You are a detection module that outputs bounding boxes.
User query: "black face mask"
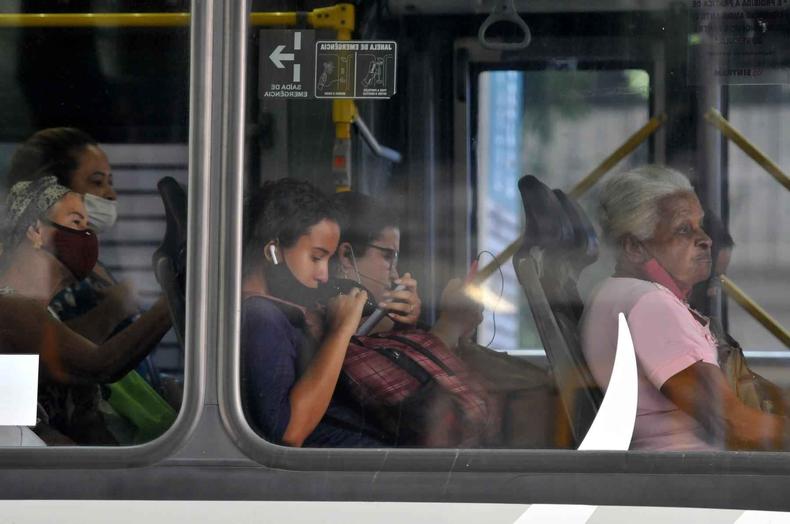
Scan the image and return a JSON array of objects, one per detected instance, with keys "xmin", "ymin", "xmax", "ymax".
[
  {"xmin": 317, "ymin": 278, "xmax": 378, "ymax": 317},
  {"xmin": 263, "ymin": 261, "xmax": 323, "ymax": 308}
]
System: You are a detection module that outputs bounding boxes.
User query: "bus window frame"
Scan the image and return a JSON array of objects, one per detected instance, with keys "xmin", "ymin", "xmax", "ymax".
[
  {"xmin": 217, "ymin": 12, "xmax": 790, "ymax": 477},
  {"xmin": 0, "ymin": 0, "xmax": 209, "ymax": 468}
]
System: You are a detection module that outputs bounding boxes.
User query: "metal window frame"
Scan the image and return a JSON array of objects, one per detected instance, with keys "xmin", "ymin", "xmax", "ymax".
[
  {"xmin": 215, "ymin": 18, "xmax": 790, "ymax": 479},
  {"xmin": 0, "ymin": 0, "xmax": 216, "ymax": 468}
]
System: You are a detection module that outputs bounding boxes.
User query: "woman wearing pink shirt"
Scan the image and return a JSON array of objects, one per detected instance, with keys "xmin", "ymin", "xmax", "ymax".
[{"xmin": 581, "ymin": 165, "xmax": 788, "ymax": 451}]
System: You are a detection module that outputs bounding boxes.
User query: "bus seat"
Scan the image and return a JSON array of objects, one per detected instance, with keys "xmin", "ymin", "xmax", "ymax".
[
  {"xmin": 512, "ymin": 175, "xmax": 601, "ymax": 447},
  {"xmin": 152, "ymin": 176, "xmax": 188, "ymax": 349}
]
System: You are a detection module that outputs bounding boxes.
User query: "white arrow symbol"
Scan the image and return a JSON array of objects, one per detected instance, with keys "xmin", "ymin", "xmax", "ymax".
[{"xmin": 269, "ymin": 45, "xmax": 294, "ymax": 69}]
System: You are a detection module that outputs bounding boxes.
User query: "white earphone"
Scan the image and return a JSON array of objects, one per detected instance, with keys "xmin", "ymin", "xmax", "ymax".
[{"xmin": 267, "ymin": 244, "xmax": 280, "ymax": 265}]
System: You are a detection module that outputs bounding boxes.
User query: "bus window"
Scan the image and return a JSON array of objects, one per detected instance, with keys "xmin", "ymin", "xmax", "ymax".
[
  {"xmin": 235, "ymin": 0, "xmax": 789, "ymax": 457},
  {"xmin": 0, "ymin": 1, "xmax": 190, "ymax": 447},
  {"xmin": 725, "ymin": 84, "xmax": 790, "ymax": 377},
  {"xmin": 475, "ymin": 68, "xmax": 651, "ymax": 353}
]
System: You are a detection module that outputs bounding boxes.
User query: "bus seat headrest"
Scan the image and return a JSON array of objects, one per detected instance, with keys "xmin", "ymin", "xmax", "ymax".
[
  {"xmin": 552, "ymin": 189, "xmax": 599, "ymax": 266},
  {"xmin": 516, "ymin": 175, "xmax": 575, "ymax": 252}
]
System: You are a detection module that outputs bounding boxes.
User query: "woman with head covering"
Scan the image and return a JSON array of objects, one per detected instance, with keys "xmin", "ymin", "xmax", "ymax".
[
  {"xmin": 6, "ymin": 127, "xmax": 135, "ymax": 344},
  {"xmin": 0, "ymin": 176, "xmax": 171, "ymax": 445},
  {"xmin": 581, "ymin": 165, "xmax": 788, "ymax": 451}
]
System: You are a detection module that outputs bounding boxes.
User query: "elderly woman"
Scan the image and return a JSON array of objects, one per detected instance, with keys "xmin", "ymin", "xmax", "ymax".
[
  {"xmin": 0, "ymin": 176, "xmax": 171, "ymax": 444},
  {"xmin": 581, "ymin": 165, "xmax": 788, "ymax": 451}
]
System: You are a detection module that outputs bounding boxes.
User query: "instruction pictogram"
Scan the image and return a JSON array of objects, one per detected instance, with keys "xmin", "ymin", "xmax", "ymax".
[
  {"xmin": 259, "ymin": 30, "xmax": 315, "ymax": 98},
  {"xmin": 315, "ymin": 41, "xmax": 397, "ymax": 99}
]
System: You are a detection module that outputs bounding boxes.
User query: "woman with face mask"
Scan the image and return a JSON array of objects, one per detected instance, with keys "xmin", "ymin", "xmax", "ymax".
[
  {"xmin": 331, "ymin": 192, "xmax": 483, "ymax": 348},
  {"xmin": 0, "ymin": 176, "xmax": 171, "ymax": 445},
  {"xmin": 241, "ymin": 179, "xmax": 384, "ymax": 448},
  {"xmin": 6, "ymin": 128, "xmax": 136, "ymax": 344},
  {"xmin": 581, "ymin": 165, "xmax": 789, "ymax": 451}
]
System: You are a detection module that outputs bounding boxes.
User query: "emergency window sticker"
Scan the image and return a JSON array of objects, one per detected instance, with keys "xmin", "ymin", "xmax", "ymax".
[
  {"xmin": 688, "ymin": 1, "xmax": 790, "ymax": 85},
  {"xmin": 315, "ymin": 41, "xmax": 397, "ymax": 99},
  {"xmin": 259, "ymin": 30, "xmax": 316, "ymax": 99}
]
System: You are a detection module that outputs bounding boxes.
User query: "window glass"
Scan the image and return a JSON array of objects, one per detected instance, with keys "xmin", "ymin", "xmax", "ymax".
[
  {"xmin": 725, "ymin": 84, "xmax": 790, "ymax": 386},
  {"xmin": 475, "ymin": 69, "xmax": 650, "ymax": 353},
  {"xmin": 0, "ymin": 1, "xmax": 190, "ymax": 447},
  {"xmin": 240, "ymin": 1, "xmax": 789, "ymax": 455}
]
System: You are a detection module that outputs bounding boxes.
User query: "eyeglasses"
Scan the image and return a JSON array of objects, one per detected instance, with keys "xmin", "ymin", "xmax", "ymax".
[{"xmin": 366, "ymin": 243, "xmax": 399, "ymax": 272}]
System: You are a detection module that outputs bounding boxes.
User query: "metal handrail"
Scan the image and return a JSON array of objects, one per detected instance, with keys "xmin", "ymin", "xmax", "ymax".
[
  {"xmin": 0, "ymin": 5, "xmax": 354, "ymax": 29},
  {"xmin": 705, "ymin": 108, "xmax": 790, "ymax": 192},
  {"xmin": 473, "ymin": 114, "xmax": 666, "ymax": 284},
  {"xmin": 721, "ymin": 275, "xmax": 790, "ymax": 349}
]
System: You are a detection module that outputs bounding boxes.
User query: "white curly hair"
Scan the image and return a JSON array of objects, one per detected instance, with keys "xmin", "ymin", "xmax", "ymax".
[{"xmin": 598, "ymin": 165, "xmax": 695, "ymax": 245}]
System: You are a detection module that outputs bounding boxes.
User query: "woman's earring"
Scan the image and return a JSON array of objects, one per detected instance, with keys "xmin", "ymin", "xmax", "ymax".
[{"xmin": 33, "ymin": 239, "xmax": 42, "ymax": 250}]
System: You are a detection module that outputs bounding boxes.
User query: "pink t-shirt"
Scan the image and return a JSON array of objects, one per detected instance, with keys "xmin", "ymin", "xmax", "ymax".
[{"xmin": 580, "ymin": 277, "xmax": 721, "ymax": 451}]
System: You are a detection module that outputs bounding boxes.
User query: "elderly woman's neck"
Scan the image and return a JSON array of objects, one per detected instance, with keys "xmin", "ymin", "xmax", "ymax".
[{"xmin": 0, "ymin": 246, "xmax": 70, "ymax": 305}]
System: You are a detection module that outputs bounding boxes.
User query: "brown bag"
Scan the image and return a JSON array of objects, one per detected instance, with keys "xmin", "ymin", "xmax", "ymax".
[
  {"xmin": 712, "ymin": 319, "xmax": 786, "ymax": 416},
  {"xmin": 456, "ymin": 340, "xmax": 558, "ymax": 448}
]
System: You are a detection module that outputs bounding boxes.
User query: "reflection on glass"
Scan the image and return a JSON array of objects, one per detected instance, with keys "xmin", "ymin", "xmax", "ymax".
[{"xmin": 0, "ymin": 3, "xmax": 189, "ymax": 447}]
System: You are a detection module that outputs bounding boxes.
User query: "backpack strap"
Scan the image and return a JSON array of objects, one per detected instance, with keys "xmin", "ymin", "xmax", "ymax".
[{"xmin": 351, "ymin": 336, "xmax": 433, "ymax": 385}]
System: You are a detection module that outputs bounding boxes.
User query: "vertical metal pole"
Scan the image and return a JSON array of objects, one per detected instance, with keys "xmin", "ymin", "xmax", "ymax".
[
  {"xmin": 217, "ymin": 0, "xmax": 251, "ymax": 439},
  {"xmin": 695, "ymin": 30, "xmax": 724, "ymax": 320},
  {"xmin": 180, "ymin": 0, "xmax": 222, "ymax": 435}
]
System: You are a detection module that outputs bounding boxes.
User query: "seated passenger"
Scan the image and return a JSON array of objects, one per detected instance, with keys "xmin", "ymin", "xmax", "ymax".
[
  {"xmin": 331, "ymin": 191, "xmax": 482, "ymax": 349},
  {"xmin": 331, "ymin": 192, "xmax": 554, "ymax": 448},
  {"xmin": 6, "ymin": 128, "xmax": 177, "ymax": 445},
  {"xmin": 6, "ymin": 128, "xmax": 137, "ymax": 344},
  {"xmin": 240, "ymin": 179, "xmax": 384, "ymax": 447},
  {"xmin": 581, "ymin": 165, "xmax": 788, "ymax": 451},
  {"xmin": 0, "ymin": 176, "xmax": 172, "ymax": 445}
]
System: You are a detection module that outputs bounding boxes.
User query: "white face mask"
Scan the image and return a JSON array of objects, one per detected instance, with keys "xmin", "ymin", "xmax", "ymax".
[{"xmin": 83, "ymin": 193, "xmax": 118, "ymax": 232}]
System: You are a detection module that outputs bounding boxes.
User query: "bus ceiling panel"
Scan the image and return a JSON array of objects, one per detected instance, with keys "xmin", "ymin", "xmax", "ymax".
[{"xmin": 388, "ymin": 0, "xmax": 676, "ymax": 16}]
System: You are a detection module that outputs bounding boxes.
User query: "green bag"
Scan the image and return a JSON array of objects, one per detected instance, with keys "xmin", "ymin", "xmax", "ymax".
[{"xmin": 106, "ymin": 371, "xmax": 177, "ymax": 444}]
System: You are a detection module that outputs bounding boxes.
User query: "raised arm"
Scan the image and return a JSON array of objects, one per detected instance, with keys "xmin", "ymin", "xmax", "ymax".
[{"xmin": 282, "ymin": 288, "xmax": 367, "ymax": 447}]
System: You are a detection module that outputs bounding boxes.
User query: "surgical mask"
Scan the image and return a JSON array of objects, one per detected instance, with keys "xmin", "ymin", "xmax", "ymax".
[
  {"xmin": 43, "ymin": 219, "xmax": 99, "ymax": 281},
  {"xmin": 642, "ymin": 258, "xmax": 690, "ymax": 301},
  {"xmin": 83, "ymin": 193, "xmax": 118, "ymax": 232}
]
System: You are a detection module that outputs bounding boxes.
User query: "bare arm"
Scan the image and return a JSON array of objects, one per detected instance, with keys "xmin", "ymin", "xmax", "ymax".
[
  {"xmin": 1, "ymin": 295, "xmax": 171, "ymax": 385},
  {"xmin": 63, "ymin": 281, "xmax": 139, "ymax": 343},
  {"xmin": 661, "ymin": 361, "xmax": 788, "ymax": 450},
  {"xmin": 281, "ymin": 289, "xmax": 367, "ymax": 447},
  {"xmin": 430, "ymin": 278, "xmax": 484, "ymax": 350}
]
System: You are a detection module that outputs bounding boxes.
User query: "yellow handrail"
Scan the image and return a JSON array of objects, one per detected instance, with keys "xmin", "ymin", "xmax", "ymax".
[
  {"xmin": 0, "ymin": 5, "xmax": 354, "ymax": 29},
  {"xmin": 721, "ymin": 275, "xmax": 790, "ymax": 348},
  {"xmin": 0, "ymin": 13, "xmax": 189, "ymax": 27},
  {"xmin": 568, "ymin": 113, "xmax": 667, "ymax": 199},
  {"xmin": 474, "ymin": 114, "xmax": 666, "ymax": 283},
  {"xmin": 705, "ymin": 108, "xmax": 790, "ymax": 192}
]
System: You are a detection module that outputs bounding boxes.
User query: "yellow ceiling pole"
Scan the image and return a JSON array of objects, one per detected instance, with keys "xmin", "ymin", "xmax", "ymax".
[
  {"xmin": 705, "ymin": 108, "xmax": 790, "ymax": 192},
  {"xmin": 568, "ymin": 113, "xmax": 667, "ymax": 199},
  {"xmin": 0, "ymin": 13, "xmax": 190, "ymax": 27},
  {"xmin": 0, "ymin": 5, "xmax": 355, "ymax": 28},
  {"xmin": 721, "ymin": 275, "xmax": 790, "ymax": 349},
  {"xmin": 473, "ymin": 114, "xmax": 666, "ymax": 285}
]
